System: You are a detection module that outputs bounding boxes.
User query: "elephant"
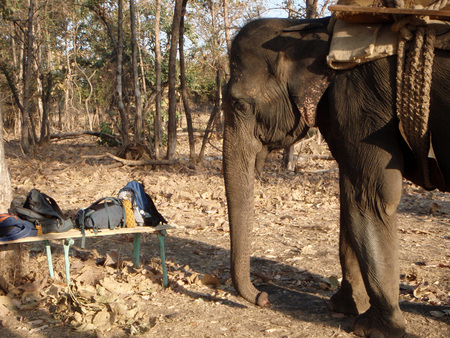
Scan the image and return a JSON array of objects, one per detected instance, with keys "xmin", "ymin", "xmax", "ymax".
[{"xmin": 222, "ymin": 16, "xmax": 450, "ymax": 337}]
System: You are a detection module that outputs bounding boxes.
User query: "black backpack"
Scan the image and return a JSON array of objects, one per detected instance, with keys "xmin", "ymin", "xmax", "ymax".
[
  {"xmin": 10, "ymin": 189, "xmax": 74, "ymax": 234},
  {"xmin": 0, "ymin": 213, "xmax": 38, "ymax": 241},
  {"xmin": 118, "ymin": 181, "xmax": 167, "ymax": 227},
  {"xmin": 75, "ymin": 197, "xmax": 126, "ymax": 248}
]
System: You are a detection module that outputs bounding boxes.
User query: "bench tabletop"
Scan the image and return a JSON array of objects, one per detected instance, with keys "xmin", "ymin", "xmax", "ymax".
[{"xmin": 1, "ymin": 224, "xmax": 176, "ymax": 244}]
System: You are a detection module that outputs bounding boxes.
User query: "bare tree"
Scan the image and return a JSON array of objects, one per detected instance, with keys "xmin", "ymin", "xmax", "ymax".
[
  {"xmin": 223, "ymin": 0, "xmax": 232, "ymax": 56},
  {"xmin": 0, "ymin": 101, "xmax": 12, "ymax": 212},
  {"xmin": 179, "ymin": 0, "xmax": 196, "ymax": 164},
  {"xmin": 130, "ymin": 0, "xmax": 143, "ymax": 142},
  {"xmin": 306, "ymin": 0, "xmax": 319, "ymax": 18},
  {"xmin": 22, "ymin": 0, "xmax": 37, "ymax": 151},
  {"xmin": 154, "ymin": 0, "xmax": 163, "ymax": 159},
  {"xmin": 199, "ymin": 0, "xmax": 222, "ymax": 161},
  {"xmin": 167, "ymin": 0, "xmax": 184, "ymax": 159},
  {"xmin": 116, "ymin": 0, "xmax": 129, "ymax": 147}
]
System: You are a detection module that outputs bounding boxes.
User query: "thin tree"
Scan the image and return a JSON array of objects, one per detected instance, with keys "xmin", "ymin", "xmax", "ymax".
[
  {"xmin": 117, "ymin": 0, "xmax": 129, "ymax": 147},
  {"xmin": 167, "ymin": 0, "xmax": 184, "ymax": 159},
  {"xmin": 306, "ymin": 0, "xmax": 319, "ymax": 18},
  {"xmin": 130, "ymin": 0, "xmax": 143, "ymax": 142},
  {"xmin": 0, "ymin": 101, "xmax": 12, "ymax": 212},
  {"xmin": 179, "ymin": 0, "xmax": 196, "ymax": 164},
  {"xmin": 38, "ymin": 72, "xmax": 53, "ymax": 143},
  {"xmin": 0, "ymin": 99, "xmax": 18, "ymax": 289},
  {"xmin": 223, "ymin": 0, "xmax": 232, "ymax": 56},
  {"xmin": 154, "ymin": 0, "xmax": 162, "ymax": 159},
  {"xmin": 199, "ymin": 0, "xmax": 221, "ymax": 161},
  {"xmin": 22, "ymin": 0, "xmax": 37, "ymax": 151}
]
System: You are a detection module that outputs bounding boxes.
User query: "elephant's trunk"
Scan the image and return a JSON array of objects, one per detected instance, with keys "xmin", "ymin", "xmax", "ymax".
[
  {"xmin": 223, "ymin": 124, "xmax": 268, "ymax": 306},
  {"xmin": 230, "ymin": 236, "xmax": 269, "ymax": 306}
]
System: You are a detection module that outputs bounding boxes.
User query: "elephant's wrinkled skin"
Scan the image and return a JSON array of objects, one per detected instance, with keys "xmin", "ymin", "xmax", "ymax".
[{"xmin": 223, "ymin": 17, "xmax": 450, "ymax": 337}]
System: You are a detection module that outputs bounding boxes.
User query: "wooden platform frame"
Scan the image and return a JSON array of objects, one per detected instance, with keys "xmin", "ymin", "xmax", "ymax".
[
  {"xmin": 329, "ymin": 5, "xmax": 450, "ymax": 21},
  {"xmin": 1, "ymin": 224, "xmax": 175, "ymax": 287}
]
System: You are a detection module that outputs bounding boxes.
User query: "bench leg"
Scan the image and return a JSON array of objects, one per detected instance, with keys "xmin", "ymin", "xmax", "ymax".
[
  {"xmin": 63, "ymin": 238, "xmax": 74, "ymax": 285},
  {"xmin": 158, "ymin": 230, "xmax": 168, "ymax": 287},
  {"xmin": 44, "ymin": 240, "xmax": 54, "ymax": 279},
  {"xmin": 132, "ymin": 233, "xmax": 141, "ymax": 268}
]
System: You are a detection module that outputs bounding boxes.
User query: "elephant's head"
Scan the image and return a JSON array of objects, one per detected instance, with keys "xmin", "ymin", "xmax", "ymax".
[{"xmin": 223, "ymin": 17, "xmax": 331, "ymax": 306}]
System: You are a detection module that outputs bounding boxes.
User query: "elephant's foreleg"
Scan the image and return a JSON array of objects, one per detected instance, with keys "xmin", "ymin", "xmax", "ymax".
[
  {"xmin": 339, "ymin": 167, "xmax": 406, "ymax": 337},
  {"xmin": 223, "ymin": 126, "xmax": 268, "ymax": 306},
  {"xmin": 255, "ymin": 146, "xmax": 269, "ymax": 178}
]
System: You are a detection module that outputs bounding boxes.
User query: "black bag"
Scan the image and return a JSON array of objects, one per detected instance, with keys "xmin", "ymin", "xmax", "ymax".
[
  {"xmin": 75, "ymin": 197, "xmax": 126, "ymax": 248},
  {"xmin": 118, "ymin": 181, "xmax": 167, "ymax": 227},
  {"xmin": 10, "ymin": 189, "xmax": 74, "ymax": 234},
  {"xmin": 0, "ymin": 213, "xmax": 38, "ymax": 241}
]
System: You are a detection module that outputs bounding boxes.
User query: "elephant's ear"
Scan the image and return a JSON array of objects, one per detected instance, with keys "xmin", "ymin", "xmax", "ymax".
[{"xmin": 265, "ymin": 20, "xmax": 332, "ymax": 127}]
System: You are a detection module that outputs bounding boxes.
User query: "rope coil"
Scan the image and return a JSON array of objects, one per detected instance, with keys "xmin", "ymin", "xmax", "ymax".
[{"xmin": 396, "ymin": 21, "xmax": 436, "ymax": 189}]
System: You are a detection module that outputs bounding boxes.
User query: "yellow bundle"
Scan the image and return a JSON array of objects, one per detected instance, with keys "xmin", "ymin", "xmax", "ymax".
[{"xmin": 122, "ymin": 199, "xmax": 136, "ymax": 228}]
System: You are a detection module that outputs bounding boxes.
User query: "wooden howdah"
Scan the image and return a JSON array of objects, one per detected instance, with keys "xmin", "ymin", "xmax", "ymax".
[{"xmin": 329, "ymin": 0, "xmax": 450, "ymax": 23}]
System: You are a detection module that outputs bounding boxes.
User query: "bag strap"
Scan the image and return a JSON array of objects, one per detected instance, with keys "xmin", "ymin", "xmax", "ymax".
[
  {"xmin": 79, "ymin": 209, "xmax": 87, "ymax": 249},
  {"xmin": 145, "ymin": 193, "xmax": 168, "ymax": 225},
  {"xmin": 0, "ymin": 217, "xmax": 35, "ymax": 242},
  {"xmin": 0, "ymin": 214, "xmax": 14, "ymax": 223},
  {"xmin": 13, "ymin": 206, "xmax": 48, "ymax": 223}
]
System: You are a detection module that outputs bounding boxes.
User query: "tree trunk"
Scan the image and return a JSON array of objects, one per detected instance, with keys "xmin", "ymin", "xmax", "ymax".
[
  {"xmin": 198, "ymin": 0, "xmax": 222, "ymax": 161},
  {"xmin": 63, "ymin": 22, "xmax": 72, "ymax": 131},
  {"xmin": 166, "ymin": 0, "xmax": 184, "ymax": 159},
  {"xmin": 222, "ymin": 0, "xmax": 232, "ymax": 56},
  {"xmin": 179, "ymin": 0, "xmax": 196, "ymax": 164},
  {"xmin": 22, "ymin": 0, "xmax": 36, "ymax": 151},
  {"xmin": 154, "ymin": 0, "xmax": 162, "ymax": 160},
  {"xmin": 306, "ymin": 0, "xmax": 319, "ymax": 18},
  {"xmin": 0, "ymin": 100, "xmax": 19, "ymax": 287},
  {"xmin": 117, "ymin": 0, "xmax": 129, "ymax": 146},
  {"xmin": 199, "ymin": 69, "xmax": 220, "ymax": 160},
  {"xmin": 0, "ymin": 102, "xmax": 12, "ymax": 212},
  {"xmin": 136, "ymin": 10, "xmax": 147, "ymax": 97},
  {"xmin": 210, "ymin": 0, "xmax": 223, "ymax": 135},
  {"xmin": 39, "ymin": 72, "xmax": 53, "ymax": 143},
  {"xmin": 130, "ymin": 0, "xmax": 143, "ymax": 142}
]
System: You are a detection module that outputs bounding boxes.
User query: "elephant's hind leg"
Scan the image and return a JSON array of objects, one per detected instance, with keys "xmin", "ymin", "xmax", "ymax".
[
  {"xmin": 338, "ymin": 159, "xmax": 406, "ymax": 337},
  {"xmin": 328, "ymin": 221, "xmax": 370, "ymax": 315}
]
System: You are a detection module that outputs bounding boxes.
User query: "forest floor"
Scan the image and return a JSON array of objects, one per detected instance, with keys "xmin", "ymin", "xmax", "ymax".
[{"xmin": 0, "ymin": 113, "xmax": 449, "ymax": 337}]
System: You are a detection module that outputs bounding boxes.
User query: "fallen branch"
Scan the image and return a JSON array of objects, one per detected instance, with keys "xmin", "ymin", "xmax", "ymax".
[
  {"xmin": 105, "ymin": 152, "xmax": 178, "ymax": 166},
  {"xmin": 49, "ymin": 131, "xmax": 120, "ymax": 143},
  {"xmin": 298, "ymin": 154, "xmax": 334, "ymax": 160}
]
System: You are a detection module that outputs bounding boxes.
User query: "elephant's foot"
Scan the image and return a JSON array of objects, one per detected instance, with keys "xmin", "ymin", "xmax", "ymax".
[
  {"xmin": 328, "ymin": 286, "xmax": 369, "ymax": 316},
  {"xmin": 353, "ymin": 307, "xmax": 406, "ymax": 338}
]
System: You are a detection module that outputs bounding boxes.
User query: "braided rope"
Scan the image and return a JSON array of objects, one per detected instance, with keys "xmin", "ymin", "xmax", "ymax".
[
  {"xmin": 396, "ymin": 23, "xmax": 436, "ymax": 189},
  {"xmin": 427, "ymin": 0, "xmax": 448, "ymax": 10}
]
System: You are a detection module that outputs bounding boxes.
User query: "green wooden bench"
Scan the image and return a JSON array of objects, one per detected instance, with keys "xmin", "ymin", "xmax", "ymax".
[{"xmin": 1, "ymin": 224, "xmax": 175, "ymax": 287}]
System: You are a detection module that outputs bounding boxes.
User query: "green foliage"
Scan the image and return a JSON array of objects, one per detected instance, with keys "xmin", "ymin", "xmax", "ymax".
[{"xmin": 97, "ymin": 122, "xmax": 119, "ymax": 147}]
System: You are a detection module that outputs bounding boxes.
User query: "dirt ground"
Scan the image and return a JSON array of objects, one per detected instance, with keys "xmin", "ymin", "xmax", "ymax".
[{"xmin": 0, "ymin": 122, "xmax": 449, "ymax": 337}]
